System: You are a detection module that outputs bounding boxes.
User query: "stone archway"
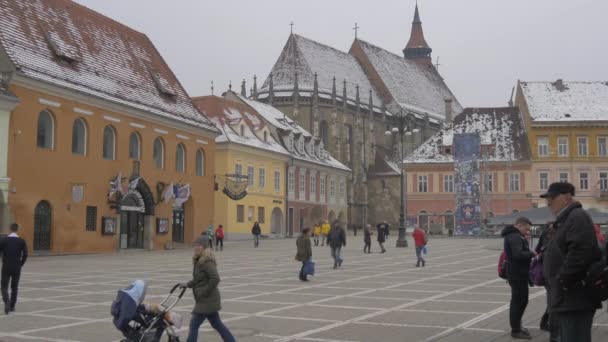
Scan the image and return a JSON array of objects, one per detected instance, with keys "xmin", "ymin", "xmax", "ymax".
[
  {"xmin": 328, "ymin": 210, "xmax": 336, "ymax": 223},
  {"xmin": 271, "ymin": 207, "xmax": 283, "ymax": 235}
]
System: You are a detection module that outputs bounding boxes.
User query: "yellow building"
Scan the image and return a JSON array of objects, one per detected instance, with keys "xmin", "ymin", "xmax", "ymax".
[
  {"xmin": 515, "ymin": 80, "xmax": 608, "ymax": 209},
  {"xmin": 192, "ymin": 96, "xmax": 289, "ymax": 238}
]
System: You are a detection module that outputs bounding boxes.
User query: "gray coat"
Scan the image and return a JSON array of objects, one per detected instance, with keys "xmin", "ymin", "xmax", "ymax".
[{"xmin": 543, "ymin": 202, "xmax": 602, "ymax": 313}]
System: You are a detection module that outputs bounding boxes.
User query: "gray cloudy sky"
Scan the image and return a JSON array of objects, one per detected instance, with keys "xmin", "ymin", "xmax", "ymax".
[{"xmin": 75, "ymin": 0, "xmax": 608, "ymax": 108}]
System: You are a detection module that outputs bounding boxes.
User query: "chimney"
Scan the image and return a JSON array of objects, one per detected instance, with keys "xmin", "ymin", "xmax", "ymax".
[{"xmin": 444, "ymin": 98, "xmax": 453, "ymax": 122}]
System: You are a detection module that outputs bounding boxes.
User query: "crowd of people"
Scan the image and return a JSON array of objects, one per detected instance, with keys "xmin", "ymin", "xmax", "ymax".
[{"xmin": 502, "ymin": 182, "xmax": 608, "ymax": 341}]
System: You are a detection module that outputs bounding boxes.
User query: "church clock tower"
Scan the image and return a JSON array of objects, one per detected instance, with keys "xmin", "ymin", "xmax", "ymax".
[{"xmin": 403, "ymin": 3, "xmax": 433, "ymax": 65}]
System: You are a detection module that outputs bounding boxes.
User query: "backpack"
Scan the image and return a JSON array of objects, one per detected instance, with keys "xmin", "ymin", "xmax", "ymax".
[{"xmin": 498, "ymin": 250, "xmax": 508, "ymax": 279}]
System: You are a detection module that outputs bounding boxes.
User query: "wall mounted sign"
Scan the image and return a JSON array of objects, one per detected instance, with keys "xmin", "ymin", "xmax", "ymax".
[
  {"xmin": 157, "ymin": 218, "xmax": 169, "ymax": 234},
  {"xmin": 102, "ymin": 217, "xmax": 117, "ymax": 235}
]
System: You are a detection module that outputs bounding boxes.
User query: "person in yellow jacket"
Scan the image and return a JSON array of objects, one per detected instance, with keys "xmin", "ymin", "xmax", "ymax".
[
  {"xmin": 321, "ymin": 220, "xmax": 331, "ymax": 246},
  {"xmin": 313, "ymin": 223, "xmax": 322, "ymax": 246}
]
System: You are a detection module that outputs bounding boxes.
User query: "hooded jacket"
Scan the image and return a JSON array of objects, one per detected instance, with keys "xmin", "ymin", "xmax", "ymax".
[
  {"xmin": 501, "ymin": 225, "xmax": 534, "ymax": 279},
  {"xmin": 543, "ymin": 201, "xmax": 602, "ymax": 313},
  {"xmin": 187, "ymin": 249, "xmax": 222, "ymax": 313}
]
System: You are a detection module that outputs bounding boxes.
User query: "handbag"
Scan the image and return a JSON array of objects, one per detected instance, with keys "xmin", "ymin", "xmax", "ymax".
[
  {"xmin": 529, "ymin": 258, "xmax": 545, "ymax": 286},
  {"xmin": 421, "ymin": 246, "xmax": 428, "ymax": 255},
  {"xmin": 303, "ymin": 260, "xmax": 315, "ymax": 276}
]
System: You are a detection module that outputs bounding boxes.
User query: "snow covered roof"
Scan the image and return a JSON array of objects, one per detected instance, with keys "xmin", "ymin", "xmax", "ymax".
[
  {"xmin": 231, "ymin": 93, "xmax": 350, "ymax": 172},
  {"xmin": 259, "ymin": 34, "xmax": 382, "ymax": 106},
  {"xmin": 519, "ymin": 80, "xmax": 608, "ymax": 123},
  {"xmin": 406, "ymin": 107, "xmax": 530, "ymax": 164},
  {"xmin": 354, "ymin": 40, "xmax": 463, "ymax": 119},
  {"xmin": 0, "ymin": 0, "xmax": 216, "ymax": 132},
  {"xmin": 191, "ymin": 95, "xmax": 288, "ymax": 156}
]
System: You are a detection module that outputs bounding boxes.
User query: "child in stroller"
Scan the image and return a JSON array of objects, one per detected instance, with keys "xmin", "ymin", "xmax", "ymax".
[{"xmin": 111, "ymin": 280, "xmax": 185, "ymax": 342}]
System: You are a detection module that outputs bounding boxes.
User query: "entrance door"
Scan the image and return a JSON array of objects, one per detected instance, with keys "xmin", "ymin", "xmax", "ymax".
[
  {"xmin": 271, "ymin": 207, "xmax": 283, "ymax": 235},
  {"xmin": 34, "ymin": 201, "xmax": 52, "ymax": 251},
  {"xmin": 120, "ymin": 195, "xmax": 144, "ymax": 248},
  {"xmin": 172, "ymin": 209, "xmax": 185, "ymax": 243},
  {"xmin": 288, "ymin": 208, "xmax": 294, "ymax": 237}
]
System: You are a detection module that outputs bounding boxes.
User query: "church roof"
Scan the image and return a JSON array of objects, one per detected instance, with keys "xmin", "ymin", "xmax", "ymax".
[
  {"xmin": 519, "ymin": 80, "xmax": 608, "ymax": 123},
  {"xmin": 406, "ymin": 107, "xmax": 529, "ymax": 164},
  {"xmin": 0, "ymin": 0, "xmax": 216, "ymax": 132},
  {"xmin": 259, "ymin": 34, "xmax": 382, "ymax": 106},
  {"xmin": 354, "ymin": 39, "xmax": 463, "ymax": 119}
]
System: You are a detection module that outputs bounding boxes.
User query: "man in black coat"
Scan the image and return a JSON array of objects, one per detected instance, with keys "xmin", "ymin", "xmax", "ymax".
[
  {"xmin": 376, "ymin": 222, "xmax": 387, "ymax": 253},
  {"xmin": 0, "ymin": 223, "xmax": 28, "ymax": 315},
  {"xmin": 501, "ymin": 216, "xmax": 535, "ymax": 339},
  {"xmin": 542, "ymin": 182, "xmax": 602, "ymax": 342},
  {"xmin": 327, "ymin": 222, "xmax": 346, "ymax": 269}
]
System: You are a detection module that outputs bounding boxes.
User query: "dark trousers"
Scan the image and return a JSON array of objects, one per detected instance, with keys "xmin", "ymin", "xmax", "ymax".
[
  {"xmin": 364, "ymin": 241, "xmax": 371, "ymax": 253},
  {"xmin": 186, "ymin": 311, "xmax": 235, "ymax": 342},
  {"xmin": 216, "ymin": 238, "xmax": 223, "ymax": 251},
  {"xmin": 331, "ymin": 246, "xmax": 342, "ymax": 267},
  {"xmin": 543, "ymin": 285, "xmax": 559, "ymax": 342},
  {"xmin": 299, "ymin": 262, "xmax": 307, "ymax": 281},
  {"xmin": 378, "ymin": 241, "xmax": 386, "ymax": 252},
  {"xmin": 208, "ymin": 238, "xmax": 213, "ymax": 249},
  {"xmin": 555, "ymin": 310, "xmax": 595, "ymax": 342},
  {"xmin": 415, "ymin": 246, "xmax": 426, "ymax": 266},
  {"xmin": 508, "ymin": 276, "xmax": 529, "ymax": 332},
  {"xmin": 1, "ymin": 267, "xmax": 21, "ymax": 309}
]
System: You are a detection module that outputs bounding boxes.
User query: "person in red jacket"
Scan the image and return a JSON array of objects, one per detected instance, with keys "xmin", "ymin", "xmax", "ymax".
[
  {"xmin": 215, "ymin": 225, "xmax": 225, "ymax": 251},
  {"xmin": 412, "ymin": 226, "xmax": 427, "ymax": 267}
]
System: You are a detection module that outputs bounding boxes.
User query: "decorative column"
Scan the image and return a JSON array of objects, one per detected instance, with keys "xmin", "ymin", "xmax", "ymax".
[{"xmin": 312, "ymin": 73, "xmax": 320, "ymax": 137}]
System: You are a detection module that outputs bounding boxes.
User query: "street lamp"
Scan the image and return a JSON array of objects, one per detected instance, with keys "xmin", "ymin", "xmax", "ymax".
[{"xmin": 385, "ymin": 109, "xmax": 419, "ymax": 248}]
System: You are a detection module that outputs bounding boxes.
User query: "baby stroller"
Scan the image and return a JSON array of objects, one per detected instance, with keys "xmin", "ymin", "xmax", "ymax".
[{"xmin": 111, "ymin": 280, "xmax": 185, "ymax": 342}]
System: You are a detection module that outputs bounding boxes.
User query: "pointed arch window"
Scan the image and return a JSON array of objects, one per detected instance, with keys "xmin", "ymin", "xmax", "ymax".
[
  {"xmin": 72, "ymin": 118, "xmax": 87, "ymax": 155},
  {"xmin": 37, "ymin": 110, "xmax": 54, "ymax": 149},
  {"xmin": 196, "ymin": 149, "xmax": 205, "ymax": 176},
  {"xmin": 153, "ymin": 138, "xmax": 164, "ymax": 169},
  {"xmin": 176, "ymin": 143, "xmax": 186, "ymax": 173},
  {"xmin": 129, "ymin": 132, "xmax": 141, "ymax": 160},
  {"xmin": 102, "ymin": 126, "xmax": 116, "ymax": 160}
]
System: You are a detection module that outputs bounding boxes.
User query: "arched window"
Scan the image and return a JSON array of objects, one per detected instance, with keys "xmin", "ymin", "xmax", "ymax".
[
  {"xmin": 71, "ymin": 118, "xmax": 87, "ymax": 155},
  {"xmin": 129, "ymin": 132, "xmax": 141, "ymax": 160},
  {"xmin": 196, "ymin": 149, "xmax": 205, "ymax": 176},
  {"xmin": 176, "ymin": 143, "xmax": 186, "ymax": 173},
  {"xmin": 153, "ymin": 138, "xmax": 164, "ymax": 169},
  {"xmin": 320, "ymin": 120, "xmax": 329, "ymax": 147},
  {"xmin": 37, "ymin": 110, "xmax": 54, "ymax": 149},
  {"xmin": 102, "ymin": 126, "xmax": 116, "ymax": 160}
]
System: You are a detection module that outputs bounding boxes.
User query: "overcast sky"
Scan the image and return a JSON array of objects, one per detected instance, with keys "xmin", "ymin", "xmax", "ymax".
[{"xmin": 75, "ymin": 0, "xmax": 608, "ymax": 108}]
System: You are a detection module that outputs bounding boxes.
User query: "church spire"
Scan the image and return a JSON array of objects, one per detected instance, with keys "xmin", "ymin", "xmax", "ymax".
[
  {"xmin": 252, "ymin": 75, "xmax": 258, "ymax": 99},
  {"xmin": 403, "ymin": 2, "xmax": 433, "ymax": 65}
]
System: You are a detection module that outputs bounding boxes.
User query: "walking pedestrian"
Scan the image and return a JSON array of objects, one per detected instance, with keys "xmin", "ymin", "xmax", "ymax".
[
  {"xmin": 327, "ymin": 222, "xmax": 346, "ymax": 269},
  {"xmin": 383, "ymin": 221, "xmax": 390, "ymax": 241},
  {"xmin": 251, "ymin": 222, "xmax": 261, "ymax": 248},
  {"xmin": 321, "ymin": 220, "xmax": 330, "ymax": 247},
  {"xmin": 363, "ymin": 224, "xmax": 372, "ymax": 253},
  {"xmin": 295, "ymin": 228, "xmax": 313, "ymax": 281},
  {"xmin": 0, "ymin": 223, "xmax": 28, "ymax": 315},
  {"xmin": 206, "ymin": 224, "xmax": 214, "ymax": 250},
  {"xmin": 501, "ymin": 216, "xmax": 535, "ymax": 340},
  {"xmin": 412, "ymin": 225, "xmax": 427, "ymax": 267},
  {"xmin": 215, "ymin": 225, "xmax": 225, "ymax": 251},
  {"xmin": 535, "ymin": 222, "xmax": 558, "ymax": 342},
  {"xmin": 376, "ymin": 222, "xmax": 387, "ymax": 253},
  {"xmin": 542, "ymin": 182, "xmax": 602, "ymax": 342},
  {"xmin": 313, "ymin": 223, "xmax": 321, "ymax": 247},
  {"xmin": 179, "ymin": 236, "xmax": 235, "ymax": 342}
]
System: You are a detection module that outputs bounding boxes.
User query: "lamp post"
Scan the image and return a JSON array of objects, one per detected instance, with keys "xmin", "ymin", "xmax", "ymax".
[{"xmin": 385, "ymin": 109, "xmax": 419, "ymax": 248}]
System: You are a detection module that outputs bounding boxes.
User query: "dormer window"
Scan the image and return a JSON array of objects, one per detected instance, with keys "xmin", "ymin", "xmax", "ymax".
[
  {"xmin": 45, "ymin": 31, "xmax": 78, "ymax": 65},
  {"xmin": 149, "ymin": 68, "xmax": 177, "ymax": 100},
  {"xmin": 299, "ymin": 137, "xmax": 305, "ymax": 153},
  {"xmin": 287, "ymin": 134, "xmax": 294, "ymax": 151}
]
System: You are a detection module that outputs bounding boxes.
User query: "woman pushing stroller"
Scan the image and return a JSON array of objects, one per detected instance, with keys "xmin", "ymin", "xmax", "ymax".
[{"xmin": 178, "ymin": 236, "xmax": 235, "ymax": 342}]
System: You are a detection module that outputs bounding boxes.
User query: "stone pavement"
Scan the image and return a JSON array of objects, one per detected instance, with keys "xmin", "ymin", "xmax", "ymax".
[{"xmin": 0, "ymin": 237, "xmax": 607, "ymax": 342}]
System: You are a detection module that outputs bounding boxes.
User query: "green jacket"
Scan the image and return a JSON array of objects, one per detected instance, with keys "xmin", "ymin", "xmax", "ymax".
[
  {"xmin": 295, "ymin": 235, "xmax": 312, "ymax": 262},
  {"xmin": 187, "ymin": 250, "xmax": 221, "ymax": 313}
]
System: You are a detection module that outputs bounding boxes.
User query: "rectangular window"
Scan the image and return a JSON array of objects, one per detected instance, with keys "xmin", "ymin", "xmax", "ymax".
[
  {"xmin": 559, "ymin": 172, "xmax": 569, "ymax": 183},
  {"xmin": 539, "ymin": 172, "xmax": 549, "ymax": 190},
  {"xmin": 86, "ymin": 206, "xmax": 97, "ymax": 231},
  {"xmin": 600, "ymin": 172, "xmax": 608, "ymax": 191},
  {"xmin": 339, "ymin": 182, "xmax": 345, "ymax": 198},
  {"xmin": 578, "ymin": 136, "xmax": 588, "ymax": 156},
  {"xmin": 443, "ymin": 174, "xmax": 454, "ymax": 192},
  {"xmin": 558, "ymin": 137, "xmax": 569, "ymax": 156},
  {"xmin": 484, "ymin": 174, "xmax": 493, "ymax": 192},
  {"xmin": 299, "ymin": 173, "xmax": 306, "ymax": 195},
  {"xmin": 537, "ymin": 136, "xmax": 549, "ymax": 157},
  {"xmin": 320, "ymin": 176, "xmax": 326, "ymax": 198},
  {"xmin": 598, "ymin": 137, "xmax": 607, "ymax": 156},
  {"xmin": 274, "ymin": 170, "xmax": 280, "ymax": 192},
  {"xmin": 330, "ymin": 178, "xmax": 336, "ymax": 198},
  {"xmin": 288, "ymin": 170, "xmax": 294, "ymax": 193},
  {"xmin": 418, "ymin": 175, "xmax": 428, "ymax": 193},
  {"xmin": 248, "ymin": 206, "xmax": 254, "ymax": 222},
  {"xmin": 259, "ymin": 168, "xmax": 265, "ymax": 188},
  {"xmin": 247, "ymin": 166, "xmax": 254, "ymax": 187},
  {"xmin": 235, "ymin": 163, "xmax": 243, "ymax": 176},
  {"xmin": 579, "ymin": 172, "xmax": 589, "ymax": 190},
  {"xmin": 509, "ymin": 173, "xmax": 520, "ymax": 192},
  {"xmin": 258, "ymin": 207, "xmax": 265, "ymax": 224},
  {"xmin": 237, "ymin": 205, "xmax": 244, "ymax": 222},
  {"xmin": 310, "ymin": 174, "xmax": 316, "ymax": 194}
]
